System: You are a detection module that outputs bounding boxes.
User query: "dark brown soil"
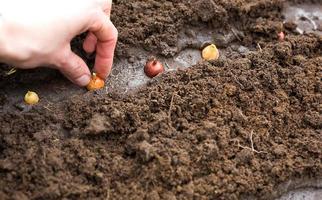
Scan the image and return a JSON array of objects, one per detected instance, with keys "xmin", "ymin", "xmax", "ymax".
[{"xmin": 0, "ymin": 0, "xmax": 321, "ymax": 200}]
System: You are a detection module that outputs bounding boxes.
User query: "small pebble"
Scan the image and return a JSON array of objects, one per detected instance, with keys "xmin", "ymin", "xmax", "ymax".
[
  {"xmin": 128, "ymin": 56, "xmax": 136, "ymax": 63},
  {"xmin": 238, "ymin": 46, "xmax": 250, "ymax": 54}
]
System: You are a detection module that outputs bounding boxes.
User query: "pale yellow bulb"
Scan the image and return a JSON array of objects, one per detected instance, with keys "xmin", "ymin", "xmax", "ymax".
[
  {"xmin": 202, "ymin": 44, "xmax": 219, "ymax": 61},
  {"xmin": 24, "ymin": 91, "xmax": 39, "ymax": 105}
]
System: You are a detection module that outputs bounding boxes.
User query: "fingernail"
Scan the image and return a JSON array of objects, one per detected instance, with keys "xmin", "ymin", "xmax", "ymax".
[{"xmin": 75, "ymin": 75, "xmax": 91, "ymax": 86}]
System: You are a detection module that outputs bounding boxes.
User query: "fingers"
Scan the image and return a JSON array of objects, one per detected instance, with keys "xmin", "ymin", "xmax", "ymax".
[
  {"xmin": 90, "ymin": 16, "xmax": 118, "ymax": 79},
  {"xmin": 97, "ymin": 0, "xmax": 112, "ymax": 16},
  {"xmin": 82, "ymin": 0, "xmax": 112, "ymax": 54},
  {"xmin": 83, "ymin": 32, "xmax": 97, "ymax": 53},
  {"xmin": 57, "ymin": 48, "xmax": 91, "ymax": 86}
]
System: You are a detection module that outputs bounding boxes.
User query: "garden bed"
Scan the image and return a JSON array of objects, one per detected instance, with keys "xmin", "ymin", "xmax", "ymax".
[{"xmin": 0, "ymin": 0, "xmax": 321, "ymax": 199}]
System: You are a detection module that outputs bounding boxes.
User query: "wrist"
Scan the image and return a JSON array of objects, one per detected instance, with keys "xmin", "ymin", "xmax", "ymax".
[
  {"xmin": 0, "ymin": 14, "xmax": 8, "ymax": 61},
  {"xmin": 0, "ymin": 14, "xmax": 14, "ymax": 63}
]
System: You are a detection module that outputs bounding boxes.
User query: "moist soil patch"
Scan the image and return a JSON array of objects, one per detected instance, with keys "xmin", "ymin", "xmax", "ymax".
[{"xmin": 0, "ymin": 0, "xmax": 321, "ymax": 199}]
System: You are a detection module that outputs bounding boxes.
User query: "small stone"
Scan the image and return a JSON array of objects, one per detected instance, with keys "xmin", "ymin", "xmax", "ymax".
[
  {"xmin": 128, "ymin": 56, "xmax": 136, "ymax": 63},
  {"xmin": 237, "ymin": 46, "xmax": 250, "ymax": 54},
  {"xmin": 137, "ymin": 141, "xmax": 155, "ymax": 163}
]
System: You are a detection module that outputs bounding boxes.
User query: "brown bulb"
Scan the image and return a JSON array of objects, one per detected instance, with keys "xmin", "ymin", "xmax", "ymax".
[{"xmin": 144, "ymin": 58, "xmax": 165, "ymax": 78}]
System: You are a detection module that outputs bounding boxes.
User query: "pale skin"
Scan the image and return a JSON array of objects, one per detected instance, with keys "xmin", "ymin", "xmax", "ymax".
[{"xmin": 0, "ymin": 0, "xmax": 118, "ymax": 86}]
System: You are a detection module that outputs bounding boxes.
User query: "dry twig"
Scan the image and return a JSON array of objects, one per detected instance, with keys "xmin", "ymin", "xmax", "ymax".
[
  {"xmin": 6, "ymin": 68, "xmax": 17, "ymax": 76},
  {"xmin": 231, "ymin": 28, "xmax": 242, "ymax": 42},
  {"xmin": 168, "ymin": 92, "xmax": 176, "ymax": 120},
  {"xmin": 257, "ymin": 43, "xmax": 262, "ymax": 52},
  {"xmin": 233, "ymin": 130, "xmax": 267, "ymax": 154}
]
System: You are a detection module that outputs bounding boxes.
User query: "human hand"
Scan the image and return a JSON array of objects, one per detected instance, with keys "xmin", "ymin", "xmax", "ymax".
[{"xmin": 0, "ymin": 0, "xmax": 118, "ymax": 86}]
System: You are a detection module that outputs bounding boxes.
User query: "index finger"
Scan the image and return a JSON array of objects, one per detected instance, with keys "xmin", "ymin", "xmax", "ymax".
[{"xmin": 90, "ymin": 17, "xmax": 118, "ymax": 79}]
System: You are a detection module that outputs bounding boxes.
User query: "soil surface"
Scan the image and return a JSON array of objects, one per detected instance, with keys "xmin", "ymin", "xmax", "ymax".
[{"xmin": 0, "ymin": 0, "xmax": 321, "ymax": 200}]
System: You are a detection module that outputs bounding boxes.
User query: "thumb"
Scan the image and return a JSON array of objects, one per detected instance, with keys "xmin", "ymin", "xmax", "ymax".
[{"xmin": 57, "ymin": 48, "xmax": 91, "ymax": 86}]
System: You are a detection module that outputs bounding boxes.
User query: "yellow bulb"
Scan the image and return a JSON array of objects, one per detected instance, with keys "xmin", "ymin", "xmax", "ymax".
[
  {"xmin": 202, "ymin": 44, "xmax": 219, "ymax": 61},
  {"xmin": 24, "ymin": 91, "xmax": 39, "ymax": 105},
  {"xmin": 86, "ymin": 73, "xmax": 105, "ymax": 91}
]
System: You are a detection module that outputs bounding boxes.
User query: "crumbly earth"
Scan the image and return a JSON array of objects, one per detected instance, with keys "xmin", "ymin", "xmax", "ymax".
[{"xmin": 0, "ymin": 0, "xmax": 321, "ymax": 200}]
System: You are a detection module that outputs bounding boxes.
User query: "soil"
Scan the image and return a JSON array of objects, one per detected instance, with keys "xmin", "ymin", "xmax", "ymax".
[{"xmin": 0, "ymin": 0, "xmax": 321, "ymax": 200}]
